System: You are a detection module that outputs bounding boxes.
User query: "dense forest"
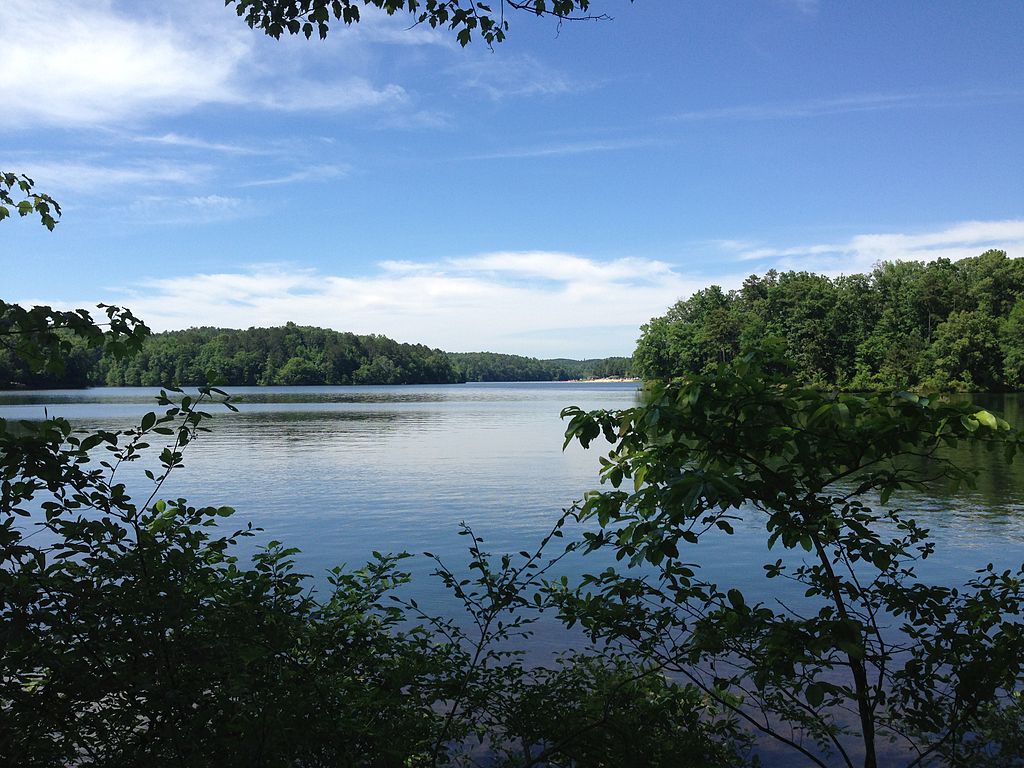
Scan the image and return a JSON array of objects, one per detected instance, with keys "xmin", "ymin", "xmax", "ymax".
[
  {"xmin": 636, "ymin": 250, "xmax": 1024, "ymax": 391},
  {"xmin": 447, "ymin": 352, "xmax": 633, "ymax": 382},
  {"xmin": 0, "ymin": 322, "xmax": 634, "ymax": 389}
]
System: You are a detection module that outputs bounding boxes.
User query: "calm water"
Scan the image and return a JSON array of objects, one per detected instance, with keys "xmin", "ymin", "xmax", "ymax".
[{"xmin": 3, "ymin": 383, "xmax": 1023, "ymax": 611}]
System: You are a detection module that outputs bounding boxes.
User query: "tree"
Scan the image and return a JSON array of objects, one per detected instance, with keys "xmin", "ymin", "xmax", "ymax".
[
  {"xmin": 558, "ymin": 348, "xmax": 1024, "ymax": 767},
  {"xmin": 274, "ymin": 353, "xmax": 325, "ymax": 384},
  {"xmin": 926, "ymin": 309, "xmax": 1003, "ymax": 392},
  {"xmin": 1003, "ymin": 299, "xmax": 1024, "ymax": 390}
]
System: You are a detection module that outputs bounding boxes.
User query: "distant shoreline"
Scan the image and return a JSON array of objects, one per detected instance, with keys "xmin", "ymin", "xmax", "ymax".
[
  {"xmin": 565, "ymin": 377, "xmax": 640, "ymax": 384},
  {"xmin": 0, "ymin": 379, "xmax": 644, "ymax": 393}
]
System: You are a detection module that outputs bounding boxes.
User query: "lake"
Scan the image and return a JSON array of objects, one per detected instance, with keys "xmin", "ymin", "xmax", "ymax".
[{"xmin": 4, "ymin": 383, "xmax": 1023, "ymax": 607}]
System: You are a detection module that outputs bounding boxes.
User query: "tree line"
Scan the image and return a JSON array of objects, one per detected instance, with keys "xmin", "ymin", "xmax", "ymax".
[
  {"xmin": 636, "ymin": 249, "xmax": 1024, "ymax": 391},
  {"xmin": 0, "ymin": 321, "xmax": 634, "ymax": 389},
  {"xmin": 448, "ymin": 352, "xmax": 634, "ymax": 382}
]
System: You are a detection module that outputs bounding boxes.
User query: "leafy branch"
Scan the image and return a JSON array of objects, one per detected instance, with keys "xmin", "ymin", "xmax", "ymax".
[
  {"xmin": 226, "ymin": 0, "xmax": 623, "ymax": 45},
  {"xmin": 0, "ymin": 172, "xmax": 61, "ymax": 231}
]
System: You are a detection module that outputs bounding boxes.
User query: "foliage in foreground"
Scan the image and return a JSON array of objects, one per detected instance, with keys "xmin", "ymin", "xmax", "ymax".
[{"xmin": 560, "ymin": 348, "xmax": 1024, "ymax": 767}]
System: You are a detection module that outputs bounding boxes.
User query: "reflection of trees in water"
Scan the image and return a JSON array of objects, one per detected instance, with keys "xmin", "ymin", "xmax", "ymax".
[
  {"xmin": 0, "ymin": 389, "xmax": 454, "ymax": 407},
  {"xmin": 232, "ymin": 390, "xmax": 449, "ymax": 405},
  {"xmin": 919, "ymin": 393, "xmax": 1024, "ymax": 509},
  {"xmin": 238, "ymin": 409, "xmax": 423, "ymax": 443}
]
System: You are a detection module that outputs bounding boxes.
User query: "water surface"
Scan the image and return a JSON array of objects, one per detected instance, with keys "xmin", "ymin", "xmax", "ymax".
[{"xmin": 4, "ymin": 383, "xmax": 1023, "ymax": 608}]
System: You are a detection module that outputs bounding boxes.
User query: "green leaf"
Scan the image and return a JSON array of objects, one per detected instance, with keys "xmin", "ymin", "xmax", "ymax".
[
  {"xmin": 806, "ymin": 682, "xmax": 825, "ymax": 707},
  {"xmin": 974, "ymin": 410, "xmax": 997, "ymax": 429}
]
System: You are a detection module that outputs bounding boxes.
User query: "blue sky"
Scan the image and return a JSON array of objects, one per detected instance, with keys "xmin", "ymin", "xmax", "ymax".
[{"xmin": 3, "ymin": 0, "xmax": 1023, "ymax": 357}]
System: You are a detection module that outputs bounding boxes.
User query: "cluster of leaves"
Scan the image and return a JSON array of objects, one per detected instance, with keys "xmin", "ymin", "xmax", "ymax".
[
  {"xmin": 635, "ymin": 251, "xmax": 1024, "ymax": 392},
  {"xmin": 558, "ymin": 349, "xmax": 1024, "ymax": 767},
  {"xmin": 0, "ymin": 172, "xmax": 61, "ymax": 231},
  {"xmin": 1, "ymin": 302, "xmax": 151, "ymax": 388},
  {"xmin": 227, "ymin": 0, "xmax": 620, "ymax": 46}
]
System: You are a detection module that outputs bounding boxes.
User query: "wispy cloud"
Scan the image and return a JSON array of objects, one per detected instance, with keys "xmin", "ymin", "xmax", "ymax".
[
  {"xmin": 1, "ymin": 1, "xmax": 247, "ymax": 128},
  {"xmin": 134, "ymin": 133, "xmax": 264, "ymax": 155},
  {"xmin": 777, "ymin": 0, "xmax": 820, "ymax": 16},
  {"xmin": 724, "ymin": 219, "xmax": 1024, "ymax": 275},
  {"xmin": 9, "ymin": 159, "xmax": 211, "ymax": 194},
  {"xmin": 450, "ymin": 54, "xmax": 579, "ymax": 100},
  {"xmin": 2, "ymin": 152, "xmax": 351, "ymax": 198},
  {"xmin": 125, "ymin": 194, "xmax": 249, "ymax": 224},
  {"xmin": 471, "ymin": 137, "xmax": 663, "ymax": 160},
  {"xmin": 669, "ymin": 90, "xmax": 1024, "ymax": 124},
  {"xmin": 340, "ymin": 8, "xmax": 454, "ymax": 47},
  {"xmin": 238, "ymin": 164, "xmax": 350, "ymax": 187},
  {"xmin": 255, "ymin": 79, "xmax": 409, "ymax": 112}
]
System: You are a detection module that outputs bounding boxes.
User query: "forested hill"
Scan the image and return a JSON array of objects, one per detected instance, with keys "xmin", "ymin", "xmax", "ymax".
[
  {"xmin": 0, "ymin": 323, "xmax": 634, "ymax": 388},
  {"xmin": 447, "ymin": 353, "xmax": 633, "ymax": 382},
  {"xmin": 635, "ymin": 249, "xmax": 1024, "ymax": 391}
]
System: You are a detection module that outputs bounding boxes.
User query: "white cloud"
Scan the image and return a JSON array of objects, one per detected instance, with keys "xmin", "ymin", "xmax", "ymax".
[
  {"xmin": 726, "ymin": 219, "xmax": 1024, "ymax": 275},
  {"xmin": 447, "ymin": 252, "xmax": 676, "ymax": 283},
  {"xmin": 256, "ymin": 78, "xmax": 408, "ymax": 112},
  {"xmin": 778, "ymin": 0, "xmax": 820, "ymax": 15},
  {"xmin": 0, "ymin": 0, "xmax": 412, "ymax": 129},
  {"xmin": 50, "ymin": 252, "xmax": 706, "ymax": 358},
  {"xmin": 1, "ymin": 1, "xmax": 247, "ymax": 128},
  {"xmin": 339, "ymin": 8, "xmax": 453, "ymax": 47},
  {"xmin": 24, "ymin": 221, "xmax": 1023, "ymax": 357}
]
